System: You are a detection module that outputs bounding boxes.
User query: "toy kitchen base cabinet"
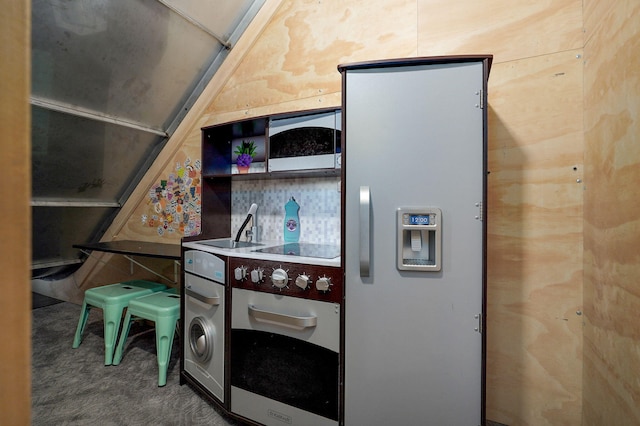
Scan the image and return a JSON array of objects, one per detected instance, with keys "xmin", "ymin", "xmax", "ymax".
[
  {"xmin": 181, "ymin": 245, "xmax": 342, "ymax": 426},
  {"xmin": 181, "ymin": 106, "xmax": 343, "ymax": 426}
]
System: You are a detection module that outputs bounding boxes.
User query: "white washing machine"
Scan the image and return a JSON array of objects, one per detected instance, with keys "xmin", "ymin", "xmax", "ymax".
[{"xmin": 183, "ymin": 250, "xmax": 226, "ymax": 403}]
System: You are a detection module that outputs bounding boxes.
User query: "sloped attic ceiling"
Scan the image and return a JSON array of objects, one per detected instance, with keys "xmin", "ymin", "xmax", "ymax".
[{"xmin": 31, "ymin": 0, "xmax": 265, "ymax": 278}]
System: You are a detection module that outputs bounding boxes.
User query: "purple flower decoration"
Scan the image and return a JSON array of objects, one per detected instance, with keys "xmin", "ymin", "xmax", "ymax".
[
  {"xmin": 237, "ymin": 153, "xmax": 253, "ymax": 167},
  {"xmin": 234, "ymin": 140, "xmax": 257, "ymax": 168}
]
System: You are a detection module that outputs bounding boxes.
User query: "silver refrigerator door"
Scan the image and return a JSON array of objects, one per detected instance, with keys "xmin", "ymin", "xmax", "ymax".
[{"xmin": 344, "ymin": 60, "xmax": 486, "ymax": 425}]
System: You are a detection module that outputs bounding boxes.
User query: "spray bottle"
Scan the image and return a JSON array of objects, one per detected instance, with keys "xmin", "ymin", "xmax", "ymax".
[{"xmin": 283, "ymin": 196, "xmax": 300, "ymax": 243}]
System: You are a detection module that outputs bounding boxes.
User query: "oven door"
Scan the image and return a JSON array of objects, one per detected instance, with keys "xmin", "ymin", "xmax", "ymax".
[{"xmin": 231, "ymin": 288, "xmax": 340, "ymax": 426}]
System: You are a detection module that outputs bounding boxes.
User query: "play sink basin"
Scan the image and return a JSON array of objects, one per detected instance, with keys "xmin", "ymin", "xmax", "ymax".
[{"xmin": 198, "ymin": 239, "xmax": 264, "ymax": 249}]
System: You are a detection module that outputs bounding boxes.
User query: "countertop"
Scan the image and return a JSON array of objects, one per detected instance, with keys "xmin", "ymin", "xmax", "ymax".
[{"xmin": 182, "ymin": 238, "xmax": 341, "ymax": 267}]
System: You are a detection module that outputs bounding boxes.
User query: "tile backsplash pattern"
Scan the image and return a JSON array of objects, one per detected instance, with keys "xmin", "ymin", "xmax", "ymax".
[{"xmin": 231, "ymin": 176, "xmax": 341, "ymax": 245}]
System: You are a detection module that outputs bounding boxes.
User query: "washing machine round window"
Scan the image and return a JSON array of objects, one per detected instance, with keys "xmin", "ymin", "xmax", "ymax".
[{"xmin": 189, "ymin": 317, "xmax": 214, "ymax": 363}]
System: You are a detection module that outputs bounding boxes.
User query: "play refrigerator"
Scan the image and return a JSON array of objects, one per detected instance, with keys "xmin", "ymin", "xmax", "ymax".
[{"xmin": 339, "ymin": 55, "xmax": 492, "ymax": 425}]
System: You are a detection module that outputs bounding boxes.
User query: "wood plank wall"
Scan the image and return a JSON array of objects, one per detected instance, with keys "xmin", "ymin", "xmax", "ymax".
[
  {"xmin": 1, "ymin": 0, "xmax": 32, "ymax": 423},
  {"xmin": 419, "ymin": 2, "xmax": 584, "ymax": 423},
  {"xmin": 583, "ymin": 1, "xmax": 640, "ymax": 425},
  {"xmin": 69, "ymin": 0, "xmax": 640, "ymax": 424}
]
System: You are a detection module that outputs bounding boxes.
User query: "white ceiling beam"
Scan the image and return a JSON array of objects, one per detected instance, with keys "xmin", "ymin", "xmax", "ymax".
[
  {"xmin": 30, "ymin": 96, "xmax": 168, "ymax": 137},
  {"xmin": 155, "ymin": 0, "xmax": 232, "ymax": 48},
  {"xmin": 31, "ymin": 199, "xmax": 121, "ymax": 208}
]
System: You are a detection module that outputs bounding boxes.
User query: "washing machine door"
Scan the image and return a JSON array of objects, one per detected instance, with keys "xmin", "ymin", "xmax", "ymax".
[
  {"xmin": 183, "ymin": 268, "xmax": 226, "ymax": 402},
  {"xmin": 189, "ymin": 316, "xmax": 214, "ymax": 363}
]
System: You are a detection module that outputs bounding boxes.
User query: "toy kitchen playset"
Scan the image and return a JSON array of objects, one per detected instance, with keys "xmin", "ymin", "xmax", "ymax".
[{"xmin": 180, "ymin": 55, "xmax": 491, "ymax": 426}]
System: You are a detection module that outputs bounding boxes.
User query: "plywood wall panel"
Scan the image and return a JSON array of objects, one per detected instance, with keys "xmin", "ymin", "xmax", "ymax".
[
  {"xmin": 583, "ymin": 0, "xmax": 624, "ymax": 48},
  {"xmin": 198, "ymin": 92, "xmax": 342, "ymax": 130},
  {"xmin": 583, "ymin": 0, "xmax": 640, "ymax": 424},
  {"xmin": 417, "ymin": 0, "xmax": 583, "ymax": 63},
  {"xmin": 486, "ymin": 51, "xmax": 584, "ymax": 425},
  {"xmin": 205, "ymin": 0, "xmax": 417, "ymax": 118},
  {"xmin": 1, "ymin": 0, "xmax": 31, "ymax": 422}
]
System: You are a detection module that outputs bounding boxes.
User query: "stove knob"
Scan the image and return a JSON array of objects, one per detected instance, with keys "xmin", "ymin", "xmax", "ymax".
[
  {"xmin": 271, "ymin": 268, "xmax": 289, "ymax": 289},
  {"xmin": 234, "ymin": 265, "xmax": 247, "ymax": 281},
  {"xmin": 316, "ymin": 276, "xmax": 332, "ymax": 292},
  {"xmin": 250, "ymin": 268, "xmax": 264, "ymax": 284},
  {"xmin": 295, "ymin": 274, "xmax": 311, "ymax": 290}
]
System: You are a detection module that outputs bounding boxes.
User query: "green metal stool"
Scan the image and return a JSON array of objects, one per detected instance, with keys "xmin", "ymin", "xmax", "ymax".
[
  {"xmin": 112, "ymin": 288, "xmax": 181, "ymax": 386},
  {"xmin": 72, "ymin": 280, "xmax": 167, "ymax": 365}
]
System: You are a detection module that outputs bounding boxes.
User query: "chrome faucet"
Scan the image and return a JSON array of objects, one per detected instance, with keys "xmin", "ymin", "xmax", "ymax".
[
  {"xmin": 250, "ymin": 206, "xmax": 260, "ymax": 242},
  {"xmin": 235, "ymin": 203, "xmax": 259, "ymax": 243}
]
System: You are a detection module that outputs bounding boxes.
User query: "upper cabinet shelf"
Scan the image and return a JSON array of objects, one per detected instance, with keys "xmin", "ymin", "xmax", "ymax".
[{"xmin": 201, "ymin": 108, "xmax": 341, "ymax": 178}]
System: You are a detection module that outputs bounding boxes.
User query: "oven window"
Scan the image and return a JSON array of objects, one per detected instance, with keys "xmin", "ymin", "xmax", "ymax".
[
  {"xmin": 231, "ymin": 329, "xmax": 339, "ymax": 421},
  {"xmin": 269, "ymin": 127, "xmax": 338, "ymax": 158}
]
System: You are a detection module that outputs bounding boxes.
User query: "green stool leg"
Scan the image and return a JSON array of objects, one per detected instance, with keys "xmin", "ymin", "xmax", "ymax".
[
  {"xmin": 72, "ymin": 301, "xmax": 91, "ymax": 348},
  {"xmin": 155, "ymin": 316, "xmax": 178, "ymax": 387},
  {"xmin": 113, "ymin": 290, "xmax": 180, "ymax": 386},
  {"xmin": 102, "ymin": 304, "xmax": 126, "ymax": 365},
  {"xmin": 112, "ymin": 311, "xmax": 134, "ymax": 366}
]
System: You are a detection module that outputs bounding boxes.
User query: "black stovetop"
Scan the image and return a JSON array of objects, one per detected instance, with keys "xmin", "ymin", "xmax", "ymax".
[{"xmin": 253, "ymin": 243, "xmax": 340, "ymax": 259}]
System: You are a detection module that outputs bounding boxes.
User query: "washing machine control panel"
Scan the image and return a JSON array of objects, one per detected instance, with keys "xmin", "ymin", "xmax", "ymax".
[{"xmin": 185, "ymin": 250, "xmax": 225, "ymax": 284}]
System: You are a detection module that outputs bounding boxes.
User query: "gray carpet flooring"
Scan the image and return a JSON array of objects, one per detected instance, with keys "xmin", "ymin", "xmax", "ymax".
[
  {"xmin": 31, "ymin": 297, "xmax": 509, "ymax": 426},
  {"xmin": 31, "ymin": 300, "xmax": 236, "ymax": 425}
]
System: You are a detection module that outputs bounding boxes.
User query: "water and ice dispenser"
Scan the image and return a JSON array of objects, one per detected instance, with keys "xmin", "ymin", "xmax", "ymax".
[{"xmin": 396, "ymin": 207, "xmax": 442, "ymax": 271}]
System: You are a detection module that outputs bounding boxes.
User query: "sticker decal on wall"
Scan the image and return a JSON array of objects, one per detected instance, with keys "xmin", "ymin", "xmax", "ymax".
[{"xmin": 143, "ymin": 157, "xmax": 201, "ymax": 237}]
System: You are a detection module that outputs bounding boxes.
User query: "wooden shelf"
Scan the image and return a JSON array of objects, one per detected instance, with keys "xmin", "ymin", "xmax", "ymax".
[
  {"xmin": 198, "ymin": 107, "xmax": 341, "ymax": 238},
  {"xmin": 202, "ymin": 168, "xmax": 340, "ymax": 181}
]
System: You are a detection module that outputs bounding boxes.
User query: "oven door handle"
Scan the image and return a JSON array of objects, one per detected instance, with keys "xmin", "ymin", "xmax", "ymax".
[
  {"xmin": 248, "ymin": 304, "xmax": 317, "ymax": 330},
  {"xmin": 186, "ymin": 287, "xmax": 220, "ymax": 305}
]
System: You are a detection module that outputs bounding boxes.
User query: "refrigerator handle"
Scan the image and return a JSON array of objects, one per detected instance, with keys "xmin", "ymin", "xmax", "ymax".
[{"xmin": 359, "ymin": 186, "xmax": 371, "ymax": 277}]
